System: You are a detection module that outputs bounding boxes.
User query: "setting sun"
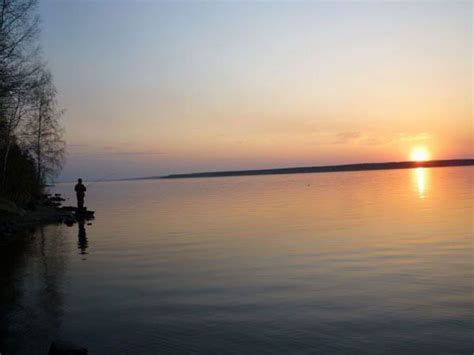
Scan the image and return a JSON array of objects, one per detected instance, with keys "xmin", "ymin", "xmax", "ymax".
[{"xmin": 410, "ymin": 147, "xmax": 430, "ymax": 162}]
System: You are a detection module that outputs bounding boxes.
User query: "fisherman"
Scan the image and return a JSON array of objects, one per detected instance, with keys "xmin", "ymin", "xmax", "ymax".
[{"xmin": 74, "ymin": 178, "xmax": 87, "ymax": 211}]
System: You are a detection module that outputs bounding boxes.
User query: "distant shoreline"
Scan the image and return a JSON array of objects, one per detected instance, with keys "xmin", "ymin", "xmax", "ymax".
[{"xmin": 128, "ymin": 159, "xmax": 474, "ymax": 180}]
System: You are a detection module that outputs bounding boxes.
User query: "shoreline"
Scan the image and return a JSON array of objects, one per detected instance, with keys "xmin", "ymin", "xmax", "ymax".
[
  {"xmin": 0, "ymin": 197, "xmax": 76, "ymax": 244},
  {"xmin": 133, "ymin": 159, "xmax": 474, "ymax": 180}
]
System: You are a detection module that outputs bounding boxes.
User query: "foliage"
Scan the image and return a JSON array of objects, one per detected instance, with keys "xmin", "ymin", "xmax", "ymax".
[
  {"xmin": 0, "ymin": 140, "xmax": 39, "ymax": 202},
  {"xmin": 0, "ymin": 0, "xmax": 64, "ymax": 204}
]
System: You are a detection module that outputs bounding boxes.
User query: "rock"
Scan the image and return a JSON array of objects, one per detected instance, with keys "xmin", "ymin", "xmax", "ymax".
[
  {"xmin": 64, "ymin": 217, "xmax": 76, "ymax": 226},
  {"xmin": 0, "ymin": 197, "xmax": 26, "ymax": 216},
  {"xmin": 49, "ymin": 340, "xmax": 88, "ymax": 355},
  {"xmin": 50, "ymin": 196, "xmax": 65, "ymax": 202}
]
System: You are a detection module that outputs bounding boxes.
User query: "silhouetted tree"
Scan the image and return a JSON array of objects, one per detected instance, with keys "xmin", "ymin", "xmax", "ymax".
[
  {"xmin": 0, "ymin": 0, "xmax": 63, "ymax": 202},
  {"xmin": 1, "ymin": 73, "xmax": 36, "ymax": 185},
  {"xmin": 22, "ymin": 68, "xmax": 65, "ymax": 184},
  {"xmin": 0, "ymin": 0, "xmax": 41, "ymax": 189}
]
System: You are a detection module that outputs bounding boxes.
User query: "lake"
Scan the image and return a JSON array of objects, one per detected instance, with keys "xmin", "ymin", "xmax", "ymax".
[{"xmin": 1, "ymin": 166, "xmax": 472, "ymax": 354}]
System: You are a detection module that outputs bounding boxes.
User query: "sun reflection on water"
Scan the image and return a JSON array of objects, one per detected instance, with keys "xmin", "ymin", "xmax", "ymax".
[{"xmin": 415, "ymin": 167, "xmax": 426, "ymax": 198}]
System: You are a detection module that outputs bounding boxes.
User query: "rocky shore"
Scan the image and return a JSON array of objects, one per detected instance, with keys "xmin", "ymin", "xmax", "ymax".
[{"xmin": 0, "ymin": 194, "xmax": 88, "ymax": 244}]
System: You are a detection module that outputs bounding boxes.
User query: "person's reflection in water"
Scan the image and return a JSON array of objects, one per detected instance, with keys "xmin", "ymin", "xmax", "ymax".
[{"xmin": 77, "ymin": 218, "xmax": 88, "ymax": 258}]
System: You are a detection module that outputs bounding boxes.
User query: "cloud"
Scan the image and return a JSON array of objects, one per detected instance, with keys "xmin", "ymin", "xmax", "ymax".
[
  {"xmin": 332, "ymin": 131, "xmax": 394, "ymax": 146},
  {"xmin": 67, "ymin": 143, "xmax": 162, "ymax": 157},
  {"xmin": 333, "ymin": 131, "xmax": 362, "ymax": 144},
  {"xmin": 111, "ymin": 150, "xmax": 163, "ymax": 156},
  {"xmin": 398, "ymin": 132, "xmax": 432, "ymax": 142},
  {"xmin": 359, "ymin": 136, "xmax": 391, "ymax": 146},
  {"xmin": 331, "ymin": 131, "xmax": 433, "ymax": 146},
  {"xmin": 100, "ymin": 146, "xmax": 162, "ymax": 156}
]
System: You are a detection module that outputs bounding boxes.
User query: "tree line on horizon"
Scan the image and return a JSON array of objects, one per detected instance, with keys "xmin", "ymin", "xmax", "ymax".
[{"xmin": 0, "ymin": 0, "xmax": 64, "ymax": 204}]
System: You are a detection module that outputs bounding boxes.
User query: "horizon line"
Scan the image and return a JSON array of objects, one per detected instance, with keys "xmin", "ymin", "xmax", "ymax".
[
  {"xmin": 126, "ymin": 158, "xmax": 474, "ymax": 181},
  {"xmin": 53, "ymin": 158, "xmax": 474, "ymax": 184}
]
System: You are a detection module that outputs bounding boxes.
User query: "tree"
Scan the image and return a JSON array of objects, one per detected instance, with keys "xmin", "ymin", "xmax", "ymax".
[
  {"xmin": 23, "ymin": 68, "xmax": 65, "ymax": 185},
  {"xmin": 0, "ymin": 0, "xmax": 64, "ymax": 201},
  {"xmin": 0, "ymin": 0, "xmax": 39, "ymax": 64},
  {"xmin": 1, "ymin": 73, "xmax": 36, "ymax": 185},
  {"xmin": 0, "ymin": 0, "xmax": 40, "ymax": 116},
  {"xmin": 0, "ymin": 0, "xmax": 41, "ymax": 188}
]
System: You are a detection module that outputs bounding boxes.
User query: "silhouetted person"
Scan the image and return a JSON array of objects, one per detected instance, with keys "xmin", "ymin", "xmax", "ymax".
[{"xmin": 74, "ymin": 178, "xmax": 86, "ymax": 211}]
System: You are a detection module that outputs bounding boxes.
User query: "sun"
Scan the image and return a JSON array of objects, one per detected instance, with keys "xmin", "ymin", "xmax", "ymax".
[{"xmin": 410, "ymin": 147, "xmax": 430, "ymax": 162}]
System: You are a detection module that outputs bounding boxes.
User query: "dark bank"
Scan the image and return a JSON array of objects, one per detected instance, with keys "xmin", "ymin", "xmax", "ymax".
[{"xmin": 138, "ymin": 159, "xmax": 474, "ymax": 180}]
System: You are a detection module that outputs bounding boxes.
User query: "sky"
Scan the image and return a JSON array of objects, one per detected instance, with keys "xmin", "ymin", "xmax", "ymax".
[{"xmin": 39, "ymin": 0, "xmax": 472, "ymax": 181}]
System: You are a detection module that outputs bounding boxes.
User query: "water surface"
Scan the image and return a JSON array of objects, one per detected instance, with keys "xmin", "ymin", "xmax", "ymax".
[{"xmin": 1, "ymin": 167, "xmax": 472, "ymax": 354}]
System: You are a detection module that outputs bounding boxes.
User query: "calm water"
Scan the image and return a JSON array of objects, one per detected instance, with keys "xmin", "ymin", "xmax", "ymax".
[{"xmin": 1, "ymin": 167, "xmax": 472, "ymax": 354}]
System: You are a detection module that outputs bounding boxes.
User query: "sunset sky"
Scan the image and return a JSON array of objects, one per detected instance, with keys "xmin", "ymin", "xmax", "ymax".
[{"xmin": 39, "ymin": 0, "xmax": 472, "ymax": 181}]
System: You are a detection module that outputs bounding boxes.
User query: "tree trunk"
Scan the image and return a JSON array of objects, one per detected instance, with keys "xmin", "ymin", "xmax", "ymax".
[
  {"xmin": 1, "ymin": 97, "xmax": 21, "ymax": 187},
  {"xmin": 0, "ymin": 0, "xmax": 6, "ymax": 31},
  {"xmin": 1, "ymin": 128, "xmax": 10, "ymax": 186},
  {"xmin": 36, "ymin": 103, "xmax": 42, "ymax": 185}
]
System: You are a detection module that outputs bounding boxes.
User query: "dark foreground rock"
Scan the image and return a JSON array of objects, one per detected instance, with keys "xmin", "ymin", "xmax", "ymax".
[
  {"xmin": 0, "ymin": 204, "xmax": 69, "ymax": 240},
  {"xmin": 49, "ymin": 340, "xmax": 88, "ymax": 355},
  {"xmin": 0, "ymin": 194, "xmax": 95, "ymax": 244}
]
